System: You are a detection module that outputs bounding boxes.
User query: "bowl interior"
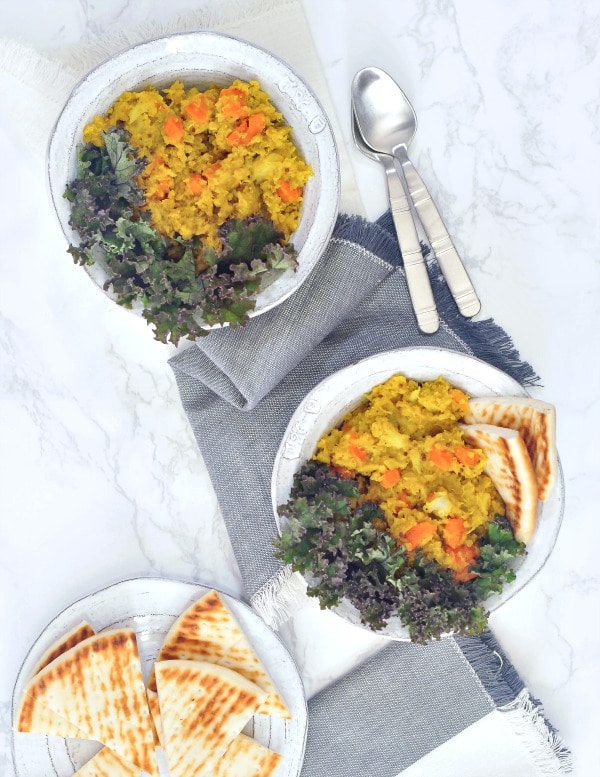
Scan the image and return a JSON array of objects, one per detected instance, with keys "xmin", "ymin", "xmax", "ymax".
[{"xmin": 47, "ymin": 32, "xmax": 340, "ymax": 320}]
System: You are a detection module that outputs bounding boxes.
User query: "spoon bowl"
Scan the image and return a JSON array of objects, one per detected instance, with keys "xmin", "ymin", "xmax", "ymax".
[{"xmin": 352, "ymin": 67, "xmax": 417, "ymax": 154}]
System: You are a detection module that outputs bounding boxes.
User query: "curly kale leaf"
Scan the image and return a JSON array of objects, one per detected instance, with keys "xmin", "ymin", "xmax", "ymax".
[
  {"xmin": 199, "ymin": 217, "xmax": 298, "ymax": 327},
  {"xmin": 274, "ymin": 462, "xmax": 527, "ymax": 642},
  {"xmin": 470, "ymin": 515, "xmax": 526, "ymax": 599},
  {"xmin": 64, "ymin": 129, "xmax": 298, "ymax": 342}
]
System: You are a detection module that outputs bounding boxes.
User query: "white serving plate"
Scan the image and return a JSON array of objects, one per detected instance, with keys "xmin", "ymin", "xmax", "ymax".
[
  {"xmin": 271, "ymin": 347, "xmax": 565, "ymax": 640},
  {"xmin": 12, "ymin": 577, "xmax": 307, "ymax": 776},
  {"xmin": 47, "ymin": 31, "xmax": 340, "ymax": 327}
]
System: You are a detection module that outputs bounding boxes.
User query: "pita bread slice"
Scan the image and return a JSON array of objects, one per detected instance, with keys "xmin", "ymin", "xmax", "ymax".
[
  {"xmin": 29, "ymin": 621, "xmax": 96, "ymax": 678},
  {"xmin": 460, "ymin": 424, "xmax": 539, "ymax": 543},
  {"xmin": 18, "ymin": 629, "xmax": 158, "ymax": 776},
  {"xmin": 147, "ymin": 687, "xmax": 281, "ymax": 776},
  {"xmin": 16, "ymin": 622, "xmax": 97, "ymax": 739},
  {"xmin": 73, "ymin": 747, "xmax": 141, "ymax": 776},
  {"xmin": 15, "ymin": 696, "xmax": 84, "ymax": 739},
  {"xmin": 463, "ymin": 396, "xmax": 557, "ymax": 501},
  {"xmin": 155, "ymin": 659, "xmax": 268, "ymax": 777},
  {"xmin": 214, "ymin": 734, "xmax": 283, "ymax": 777},
  {"xmin": 149, "ymin": 590, "xmax": 290, "ymax": 719}
]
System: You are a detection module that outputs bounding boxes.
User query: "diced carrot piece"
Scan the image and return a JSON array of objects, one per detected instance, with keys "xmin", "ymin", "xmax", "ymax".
[
  {"xmin": 451, "ymin": 389, "xmax": 468, "ymax": 411},
  {"xmin": 276, "ymin": 180, "xmax": 303, "ymax": 202},
  {"xmin": 446, "ymin": 544, "xmax": 478, "ymax": 581},
  {"xmin": 203, "ymin": 162, "xmax": 221, "ymax": 180},
  {"xmin": 163, "ymin": 116, "xmax": 184, "ymax": 143},
  {"xmin": 454, "ymin": 446, "xmax": 480, "ymax": 467},
  {"xmin": 183, "ymin": 95, "xmax": 212, "ymax": 123},
  {"xmin": 349, "ymin": 443, "xmax": 367, "ymax": 462},
  {"xmin": 226, "ymin": 112, "xmax": 266, "ymax": 146},
  {"xmin": 429, "ymin": 446, "xmax": 454, "ymax": 470},
  {"xmin": 186, "ymin": 173, "xmax": 206, "ymax": 196},
  {"xmin": 404, "ymin": 521, "xmax": 438, "ymax": 551},
  {"xmin": 381, "ymin": 468, "xmax": 401, "ymax": 489},
  {"xmin": 443, "ymin": 517, "xmax": 466, "ymax": 550},
  {"xmin": 333, "ymin": 466, "xmax": 353, "ymax": 479},
  {"xmin": 153, "ymin": 177, "xmax": 171, "ymax": 200},
  {"xmin": 220, "ymin": 86, "xmax": 247, "ymax": 117}
]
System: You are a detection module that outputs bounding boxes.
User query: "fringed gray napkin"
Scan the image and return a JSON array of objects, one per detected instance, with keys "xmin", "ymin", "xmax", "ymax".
[{"xmin": 169, "ymin": 212, "xmax": 571, "ymax": 775}]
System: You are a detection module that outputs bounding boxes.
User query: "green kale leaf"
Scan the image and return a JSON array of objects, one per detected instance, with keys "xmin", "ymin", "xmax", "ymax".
[
  {"xmin": 274, "ymin": 462, "xmax": 527, "ymax": 643},
  {"xmin": 64, "ymin": 128, "xmax": 298, "ymax": 343}
]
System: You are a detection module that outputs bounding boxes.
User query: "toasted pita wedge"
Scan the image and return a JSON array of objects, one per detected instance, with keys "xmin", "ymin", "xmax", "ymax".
[
  {"xmin": 147, "ymin": 687, "xmax": 281, "ymax": 776},
  {"xmin": 16, "ymin": 622, "xmax": 98, "ymax": 739},
  {"xmin": 146, "ymin": 688, "xmax": 162, "ymax": 748},
  {"xmin": 214, "ymin": 734, "xmax": 283, "ymax": 777},
  {"xmin": 463, "ymin": 396, "xmax": 557, "ymax": 500},
  {"xmin": 18, "ymin": 629, "xmax": 157, "ymax": 776},
  {"xmin": 155, "ymin": 659, "xmax": 269, "ymax": 777},
  {"xmin": 148, "ymin": 590, "xmax": 290, "ymax": 719},
  {"xmin": 460, "ymin": 424, "xmax": 538, "ymax": 543},
  {"xmin": 29, "ymin": 621, "xmax": 96, "ymax": 678},
  {"xmin": 73, "ymin": 746, "xmax": 141, "ymax": 776}
]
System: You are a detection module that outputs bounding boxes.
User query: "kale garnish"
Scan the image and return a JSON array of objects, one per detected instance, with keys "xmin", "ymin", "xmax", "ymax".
[
  {"xmin": 64, "ymin": 127, "xmax": 298, "ymax": 343},
  {"xmin": 274, "ymin": 461, "xmax": 526, "ymax": 643}
]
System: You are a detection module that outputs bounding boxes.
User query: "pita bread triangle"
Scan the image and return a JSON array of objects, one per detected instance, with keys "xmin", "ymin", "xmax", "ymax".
[
  {"xmin": 147, "ymin": 687, "xmax": 282, "ymax": 776},
  {"xmin": 460, "ymin": 423, "xmax": 539, "ymax": 543},
  {"xmin": 16, "ymin": 622, "xmax": 97, "ymax": 739},
  {"xmin": 29, "ymin": 621, "xmax": 96, "ymax": 679},
  {"xmin": 462, "ymin": 396, "xmax": 557, "ymax": 501},
  {"xmin": 148, "ymin": 590, "xmax": 291, "ymax": 719},
  {"xmin": 73, "ymin": 746, "xmax": 140, "ymax": 776},
  {"xmin": 155, "ymin": 659, "xmax": 269, "ymax": 777},
  {"xmin": 214, "ymin": 734, "xmax": 283, "ymax": 777},
  {"xmin": 19, "ymin": 628, "xmax": 158, "ymax": 776}
]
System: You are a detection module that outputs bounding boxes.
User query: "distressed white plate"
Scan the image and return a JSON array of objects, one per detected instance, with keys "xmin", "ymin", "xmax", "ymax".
[
  {"xmin": 272, "ymin": 347, "xmax": 565, "ymax": 640},
  {"xmin": 12, "ymin": 578, "xmax": 307, "ymax": 776},
  {"xmin": 47, "ymin": 31, "xmax": 340, "ymax": 328}
]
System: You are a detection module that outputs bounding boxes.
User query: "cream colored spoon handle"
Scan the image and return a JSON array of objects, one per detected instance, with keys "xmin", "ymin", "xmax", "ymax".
[
  {"xmin": 383, "ymin": 159, "xmax": 439, "ymax": 334},
  {"xmin": 397, "ymin": 147, "xmax": 481, "ymax": 318}
]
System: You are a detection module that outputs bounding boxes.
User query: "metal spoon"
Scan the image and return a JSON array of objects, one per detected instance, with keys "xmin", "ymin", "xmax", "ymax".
[
  {"xmin": 351, "ymin": 110, "xmax": 439, "ymax": 334},
  {"xmin": 352, "ymin": 67, "xmax": 481, "ymax": 318}
]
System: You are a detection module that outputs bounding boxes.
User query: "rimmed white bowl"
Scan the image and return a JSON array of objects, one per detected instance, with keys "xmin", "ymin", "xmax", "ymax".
[
  {"xmin": 47, "ymin": 31, "xmax": 340, "ymax": 328},
  {"xmin": 271, "ymin": 347, "xmax": 564, "ymax": 640}
]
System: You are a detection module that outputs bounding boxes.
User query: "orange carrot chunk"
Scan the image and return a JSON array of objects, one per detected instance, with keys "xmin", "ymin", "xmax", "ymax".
[
  {"xmin": 163, "ymin": 116, "xmax": 184, "ymax": 143},
  {"xmin": 404, "ymin": 521, "xmax": 438, "ymax": 551},
  {"xmin": 226, "ymin": 112, "xmax": 266, "ymax": 146},
  {"xmin": 183, "ymin": 95, "xmax": 212, "ymax": 123},
  {"xmin": 381, "ymin": 468, "xmax": 401, "ymax": 489},
  {"xmin": 429, "ymin": 446, "xmax": 454, "ymax": 470},
  {"xmin": 348, "ymin": 443, "xmax": 367, "ymax": 462},
  {"xmin": 186, "ymin": 173, "xmax": 206, "ymax": 196},
  {"xmin": 454, "ymin": 446, "xmax": 480, "ymax": 467},
  {"xmin": 277, "ymin": 180, "xmax": 303, "ymax": 202},
  {"xmin": 443, "ymin": 517, "xmax": 466, "ymax": 550}
]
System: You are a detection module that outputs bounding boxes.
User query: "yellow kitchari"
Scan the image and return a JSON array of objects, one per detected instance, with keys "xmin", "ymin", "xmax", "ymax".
[
  {"xmin": 313, "ymin": 374, "xmax": 505, "ymax": 581},
  {"xmin": 83, "ymin": 79, "xmax": 312, "ymax": 249}
]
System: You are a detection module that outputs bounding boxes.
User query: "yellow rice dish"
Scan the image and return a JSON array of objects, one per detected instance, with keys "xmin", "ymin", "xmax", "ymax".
[
  {"xmin": 83, "ymin": 79, "xmax": 312, "ymax": 250},
  {"xmin": 313, "ymin": 374, "xmax": 505, "ymax": 581}
]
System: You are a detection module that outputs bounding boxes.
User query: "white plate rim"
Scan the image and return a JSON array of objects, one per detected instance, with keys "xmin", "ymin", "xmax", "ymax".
[
  {"xmin": 271, "ymin": 346, "xmax": 565, "ymax": 640},
  {"xmin": 11, "ymin": 576, "xmax": 308, "ymax": 777}
]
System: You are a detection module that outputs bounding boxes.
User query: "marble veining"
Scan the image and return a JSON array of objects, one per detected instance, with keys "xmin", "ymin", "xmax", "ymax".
[{"xmin": 1, "ymin": 0, "xmax": 599, "ymax": 774}]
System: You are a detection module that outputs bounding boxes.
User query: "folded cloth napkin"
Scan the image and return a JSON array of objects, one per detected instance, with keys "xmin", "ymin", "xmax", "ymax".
[{"xmin": 169, "ymin": 212, "xmax": 572, "ymax": 776}]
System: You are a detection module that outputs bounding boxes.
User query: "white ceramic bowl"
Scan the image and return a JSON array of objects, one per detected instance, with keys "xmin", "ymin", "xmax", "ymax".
[
  {"xmin": 272, "ymin": 347, "xmax": 565, "ymax": 640},
  {"xmin": 47, "ymin": 32, "xmax": 340, "ymax": 327}
]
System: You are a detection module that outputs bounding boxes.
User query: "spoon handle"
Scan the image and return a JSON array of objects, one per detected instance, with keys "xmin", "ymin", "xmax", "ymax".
[
  {"xmin": 396, "ymin": 148, "xmax": 481, "ymax": 318},
  {"xmin": 383, "ymin": 161, "xmax": 439, "ymax": 334}
]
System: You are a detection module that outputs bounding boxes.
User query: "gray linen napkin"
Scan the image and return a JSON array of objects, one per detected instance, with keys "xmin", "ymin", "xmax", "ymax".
[{"xmin": 169, "ymin": 213, "xmax": 571, "ymax": 775}]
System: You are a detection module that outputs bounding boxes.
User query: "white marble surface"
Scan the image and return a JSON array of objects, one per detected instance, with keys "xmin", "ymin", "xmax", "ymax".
[{"xmin": 1, "ymin": 0, "xmax": 599, "ymax": 775}]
